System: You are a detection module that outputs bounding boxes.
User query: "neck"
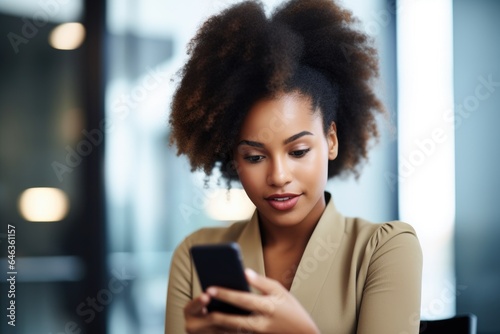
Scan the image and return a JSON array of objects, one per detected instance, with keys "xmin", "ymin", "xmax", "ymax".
[
  {"xmin": 260, "ymin": 221, "xmax": 315, "ymax": 250},
  {"xmin": 259, "ymin": 195, "xmax": 327, "ymax": 249}
]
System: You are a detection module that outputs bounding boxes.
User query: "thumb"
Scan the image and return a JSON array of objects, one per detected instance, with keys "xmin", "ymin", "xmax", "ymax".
[
  {"xmin": 184, "ymin": 293, "xmax": 210, "ymax": 316},
  {"xmin": 245, "ymin": 268, "xmax": 283, "ymax": 296}
]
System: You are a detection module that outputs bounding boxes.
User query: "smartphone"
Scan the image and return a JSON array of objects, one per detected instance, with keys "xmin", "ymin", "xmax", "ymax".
[{"xmin": 190, "ymin": 242, "xmax": 252, "ymax": 315}]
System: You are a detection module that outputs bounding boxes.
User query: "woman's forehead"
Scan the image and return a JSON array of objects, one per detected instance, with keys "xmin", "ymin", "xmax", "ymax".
[{"xmin": 238, "ymin": 93, "xmax": 323, "ymax": 142}]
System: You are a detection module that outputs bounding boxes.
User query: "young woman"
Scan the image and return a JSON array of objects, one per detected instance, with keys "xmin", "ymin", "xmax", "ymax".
[{"xmin": 165, "ymin": 0, "xmax": 422, "ymax": 333}]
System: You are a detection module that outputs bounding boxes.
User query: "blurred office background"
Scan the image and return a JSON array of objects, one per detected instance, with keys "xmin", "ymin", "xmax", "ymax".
[{"xmin": 0, "ymin": 0, "xmax": 499, "ymax": 333}]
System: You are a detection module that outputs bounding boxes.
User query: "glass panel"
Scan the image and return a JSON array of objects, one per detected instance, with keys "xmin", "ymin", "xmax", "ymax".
[
  {"xmin": 105, "ymin": 1, "xmax": 235, "ymax": 332},
  {"xmin": 0, "ymin": 1, "xmax": 86, "ymax": 333}
]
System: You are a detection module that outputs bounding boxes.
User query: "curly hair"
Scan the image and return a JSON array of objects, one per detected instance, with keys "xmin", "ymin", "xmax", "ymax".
[{"xmin": 169, "ymin": 0, "xmax": 384, "ymax": 184}]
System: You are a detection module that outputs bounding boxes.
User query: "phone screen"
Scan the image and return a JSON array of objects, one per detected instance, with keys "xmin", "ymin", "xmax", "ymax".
[{"xmin": 190, "ymin": 242, "xmax": 252, "ymax": 315}]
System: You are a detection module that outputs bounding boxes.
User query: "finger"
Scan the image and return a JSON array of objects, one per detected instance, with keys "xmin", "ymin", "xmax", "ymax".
[
  {"xmin": 185, "ymin": 313, "xmax": 234, "ymax": 334},
  {"xmin": 206, "ymin": 286, "xmax": 255, "ymax": 311},
  {"xmin": 214, "ymin": 325, "xmax": 244, "ymax": 334},
  {"xmin": 245, "ymin": 268, "xmax": 283, "ymax": 296},
  {"xmin": 184, "ymin": 293, "xmax": 211, "ymax": 316},
  {"xmin": 185, "ymin": 317, "xmax": 221, "ymax": 334},
  {"xmin": 207, "ymin": 286, "xmax": 277, "ymax": 315},
  {"xmin": 209, "ymin": 311, "xmax": 267, "ymax": 333}
]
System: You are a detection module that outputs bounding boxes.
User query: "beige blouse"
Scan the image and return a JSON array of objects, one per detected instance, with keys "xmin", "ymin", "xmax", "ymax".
[{"xmin": 165, "ymin": 193, "xmax": 423, "ymax": 333}]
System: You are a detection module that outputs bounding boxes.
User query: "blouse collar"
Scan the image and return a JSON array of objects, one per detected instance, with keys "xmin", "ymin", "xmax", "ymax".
[{"xmin": 237, "ymin": 192, "xmax": 345, "ymax": 309}]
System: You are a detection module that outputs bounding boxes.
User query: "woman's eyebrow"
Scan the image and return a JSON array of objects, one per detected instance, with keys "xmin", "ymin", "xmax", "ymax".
[
  {"xmin": 283, "ymin": 131, "xmax": 313, "ymax": 144},
  {"xmin": 237, "ymin": 131, "xmax": 313, "ymax": 148},
  {"xmin": 237, "ymin": 140, "xmax": 264, "ymax": 148}
]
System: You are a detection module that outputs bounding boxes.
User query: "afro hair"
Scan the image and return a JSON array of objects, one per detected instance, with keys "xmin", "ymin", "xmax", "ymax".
[{"xmin": 169, "ymin": 0, "xmax": 384, "ymax": 184}]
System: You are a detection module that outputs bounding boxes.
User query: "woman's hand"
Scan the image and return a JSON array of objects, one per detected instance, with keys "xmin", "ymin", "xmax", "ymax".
[
  {"xmin": 197, "ymin": 269, "xmax": 319, "ymax": 334},
  {"xmin": 184, "ymin": 292, "xmax": 231, "ymax": 334}
]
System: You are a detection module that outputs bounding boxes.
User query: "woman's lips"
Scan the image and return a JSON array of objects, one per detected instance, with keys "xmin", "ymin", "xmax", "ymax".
[{"xmin": 265, "ymin": 194, "xmax": 301, "ymax": 211}]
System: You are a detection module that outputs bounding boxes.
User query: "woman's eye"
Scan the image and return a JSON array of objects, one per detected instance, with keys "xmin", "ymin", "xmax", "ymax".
[
  {"xmin": 290, "ymin": 149, "xmax": 310, "ymax": 158},
  {"xmin": 244, "ymin": 155, "xmax": 264, "ymax": 163}
]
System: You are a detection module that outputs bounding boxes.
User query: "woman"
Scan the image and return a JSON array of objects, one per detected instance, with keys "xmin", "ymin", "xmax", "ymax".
[{"xmin": 166, "ymin": 0, "xmax": 422, "ymax": 333}]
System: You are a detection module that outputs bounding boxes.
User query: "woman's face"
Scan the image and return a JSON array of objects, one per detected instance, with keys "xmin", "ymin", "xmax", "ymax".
[{"xmin": 233, "ymin": 92, "xmax": 338, "ymax": 228}]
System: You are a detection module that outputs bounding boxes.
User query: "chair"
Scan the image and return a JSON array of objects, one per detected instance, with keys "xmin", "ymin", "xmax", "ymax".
[{"xmin": 419, "ymin": 314, "xmax": 477, "ymax": 334}]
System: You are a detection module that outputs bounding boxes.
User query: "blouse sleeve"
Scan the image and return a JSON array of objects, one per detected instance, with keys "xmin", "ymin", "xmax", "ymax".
[
  {"xmin": 356, "ymin": 222, "xmax": 423, "ymax": 334},
  {"xmin": 165, "ymin": 237, "xmax": 193, "ymax": 334}
]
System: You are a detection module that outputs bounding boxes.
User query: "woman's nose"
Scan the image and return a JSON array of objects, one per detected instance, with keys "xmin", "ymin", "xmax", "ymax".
[{"xmin": 266, "ymin": 156, "xmax": 292, "ymax": 187}]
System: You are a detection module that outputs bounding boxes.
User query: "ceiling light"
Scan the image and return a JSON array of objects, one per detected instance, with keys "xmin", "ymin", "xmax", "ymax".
[
  {"xmin": 49, "ymin": 22, "xmax": 85, "ymax": 50},
  {"xmin": 205, "ymin": 189, "xmax": 255, "ymax": 221},
  {"xmin": 18, "ymin": 187, "xmax": 70, "ymax": 222}
]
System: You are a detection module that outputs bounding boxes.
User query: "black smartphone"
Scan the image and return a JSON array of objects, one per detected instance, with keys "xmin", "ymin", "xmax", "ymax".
[{"xmin": 190, "ymin": 242, "xmax": 252, "ymax": 315}]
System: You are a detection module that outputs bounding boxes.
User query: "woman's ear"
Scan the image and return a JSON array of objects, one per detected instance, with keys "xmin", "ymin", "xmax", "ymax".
[{"xmin": 327, "ymin": 122, "xmax": 338, "ymax": 160}]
